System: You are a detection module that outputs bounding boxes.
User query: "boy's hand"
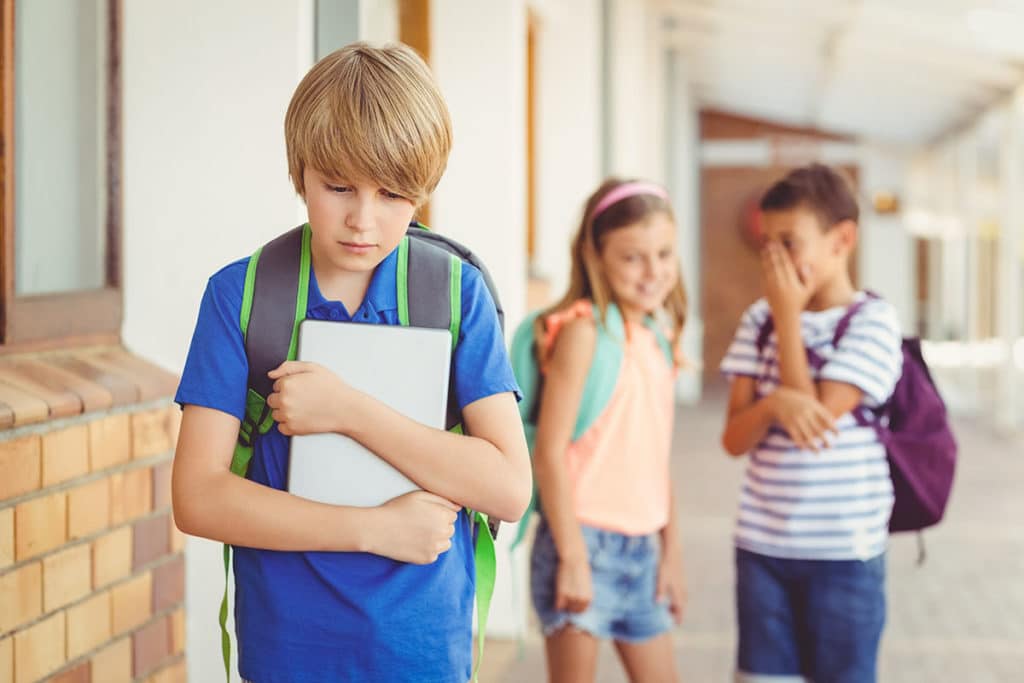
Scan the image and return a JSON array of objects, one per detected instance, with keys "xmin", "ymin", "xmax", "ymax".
[
  {"xmin": 656, "ymin": 542, "xmax": 687, "ymax": 625},
  {"xmin": 762, "ymin": 242, "xmax": 814, "ymax": 319},
  {"xmin": 267, "ymin": 361, "xmax": 355, "ymax": 436},
  {"xmin": 770, "ymin": 387, "xmax": 836, "ymax": 452},
  {"xmin": 368, "ymin": 491, "xmax": 460, "ymax": 564},
  {"xmin": 555, "ymin": 556, "xmax": 593, "ymax": 613}
]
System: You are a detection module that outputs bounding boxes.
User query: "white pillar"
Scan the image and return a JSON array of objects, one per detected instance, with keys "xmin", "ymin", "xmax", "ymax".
[
  {"xmin": 665, "ymin": 48, "xmax": 702, "ymax": 403},
  {"xmin": 997, "ymin": 100, "xmax": 1022, "ymax": 433},
  {"xmin": 430, "ymin": 0, "xmax": 529, "ymax": 638}
]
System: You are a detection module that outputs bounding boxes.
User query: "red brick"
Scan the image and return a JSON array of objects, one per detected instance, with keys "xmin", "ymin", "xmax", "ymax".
[
  {"xmin": 49, "ymin": 661, "xmax": 90, "ymax": 683},
  {"xmin": 66, "ymin": 590, "xmax": 112, "ymax": 660},
  {"xmin": 170, "ymin": 609, "xmax": 184, "ymax": 656},
  {"xmin": 88, "ymin": 414, "xmax": 132, "ymax": 472},
  {"xmin": 14, "ymin": 493, "xmax": 66, "ymax": 561},
  {"xmin": 133, "ymin": 513, "xmax": 170, "ymax": 570},
  {"xmin": 152, "ymin": 555, "xmax": 184, "ymax": 613},
  {"xmin": 110, "ymin": 468, "xmax": 152, "ymax": 525},
  {"xmin": 0, "ymin": 437, "xmax": 41, "ymax": 500},
  {"xmin": 151, "ymin": 462, "xmax": 172, "ymax": 510},
  {"xmin": 41, "ymin": 425, "xmax": 90, "ymax": 487},
  {"xmin": 0, "ymin": 508, "xmax": 13, "ymax": 570},
  {"xmin": 13, "ymin": 611, "xmax": 65, "ymax": 683},
  {"xmin": 132, "ymin": 617, "xmax": 170, "ymax": 679},
  {"xmin": 111, "ymin": 572, "xmax": 151, "ymax": 635},
  {"xmin": 146, "ymin": 659, "xmax": 186, "ymax": 683},
  {"xmin": 0, "ymin": 562, "xmax": 41, "ymax": 634},
  {"xmin": 0, "ymin": 636, "xmax": 11, "ymax": 683},
  {"xmin": 132, "ymin": 410, "xmax": 174, "ymax": 460},
  {"xmin": 90, "ymin": 638, "xmax": 131, "ymax": 683},
  {"xmin": 93, "ymin": 526, "xmax": 132, "ymax": 588},
  {"xmin": 67, "ymin": 477, "xmax": 111, "ymax": 540},
  {"xmin": 42, "ymin": 543, "xmax": 92, "ymax": 612}
]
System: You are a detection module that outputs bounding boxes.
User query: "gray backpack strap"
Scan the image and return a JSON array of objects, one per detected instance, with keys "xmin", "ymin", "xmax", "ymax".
[
  {"xmin": 404, "ymin": 234, "xmax": 461, "ymax": 430},
  {"xmin": 407, "ymin": 235, "xmax": 454, "ymax": 331},
  {"xmin": 244, "ymin": 224, "xmax": 310, "ymax": 400},
  {"xmin": 408, "ymin": 225, "xmax": 505, "ymax": 332}
]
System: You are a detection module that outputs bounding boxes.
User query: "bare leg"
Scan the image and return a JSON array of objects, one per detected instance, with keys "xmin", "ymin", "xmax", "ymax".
[
  {"xmin": 544, "ymin": 627, "xmax": 600, "ymax": 683},
  {"xmin": 613, "ymin": 633, "xmax": 679, "ymax": 683}
]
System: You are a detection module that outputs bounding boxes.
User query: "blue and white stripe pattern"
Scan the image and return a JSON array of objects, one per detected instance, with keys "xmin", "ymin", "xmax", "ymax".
[{"xmin": 721, "ymin": 294, "xmax": 903, "ymax": 561}]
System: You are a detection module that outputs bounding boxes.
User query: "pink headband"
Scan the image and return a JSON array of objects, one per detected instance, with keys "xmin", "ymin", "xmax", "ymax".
[{"xmin": 592, "ymin": 181, "xmax": 669, "ymax": 219}]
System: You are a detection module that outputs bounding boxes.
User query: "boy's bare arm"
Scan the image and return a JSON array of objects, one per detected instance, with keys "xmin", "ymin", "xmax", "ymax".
[
  {"xmin": 266, "ymin": 362, "xmax": 532, "ymax": 522},
  {"xmin": 721, "ymin": 376, "xmax": 775, "ymax": 456},
  {"xmin": 172, "ymin": 405, "xmax": 459, "ymax": 563},
  {"xmin": 722, "ymin": 376, "xmax": 835, "ymax": 454}
]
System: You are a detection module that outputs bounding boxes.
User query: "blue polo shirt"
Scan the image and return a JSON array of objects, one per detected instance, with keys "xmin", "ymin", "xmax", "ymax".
[{"xmin": 175, "ymin": 243, "xmax": 520, "ymax": 683}]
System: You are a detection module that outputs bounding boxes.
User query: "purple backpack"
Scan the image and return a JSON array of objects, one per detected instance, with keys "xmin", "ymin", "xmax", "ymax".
[{"xmin": 756, "ymin": 293, "xmax": 957, "ymax": 534}]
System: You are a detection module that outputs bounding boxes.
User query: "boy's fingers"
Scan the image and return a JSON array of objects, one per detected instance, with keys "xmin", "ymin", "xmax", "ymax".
[
  {"xmin": 267, "ymin": 361, "xmax": 315, "ymax": 378},
  {"xmin": 417, "ymin": 492, "xmax": 461, "ymax": 511}
]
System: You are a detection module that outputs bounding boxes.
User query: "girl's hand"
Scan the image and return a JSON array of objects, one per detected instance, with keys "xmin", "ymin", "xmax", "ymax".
[
  {"xmin": 656, "ymin": 543, "xmax": 687, "ymax": 625},
  {"xmin": 555, "ymin": 555, "xmax": 593, "ymax": 613},
  {"xmin": 366, "ymin": 491, "xmax": 460, "ymax": 564},
  {"xmin": 267, "ymin": 361, "xmax": 358, "ymax": 436},
  {"xmin": 770, "ymin": 387, "xmax": 836, "ymax": 451},
  {"xmin": 761, "ymin": 242, "xmax": 814, "ymax": 319}
]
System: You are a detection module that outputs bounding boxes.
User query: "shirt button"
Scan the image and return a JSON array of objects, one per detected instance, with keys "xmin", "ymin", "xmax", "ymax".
[
  {"xmin": 361, "ymin": 311, "xmax": 369, "ymax": 320},
  {"xmin": 329, "ymin": 310, "xmax": 340, "ymax": 320}
]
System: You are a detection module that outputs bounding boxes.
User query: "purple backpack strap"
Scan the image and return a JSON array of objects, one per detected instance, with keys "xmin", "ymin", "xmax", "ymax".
[
  {"xmin": 756, "ymin": 292, "xmax": 878, "ymax": 369},
  {"xmin": 831, "ymin": 291, "xmax": 879, "ymax": 347}
]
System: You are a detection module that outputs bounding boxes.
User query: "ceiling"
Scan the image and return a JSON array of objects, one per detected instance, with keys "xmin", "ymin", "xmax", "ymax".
[{"xmin": 661, "ymin": 0, "xmax": 1024, "ymax": 147}]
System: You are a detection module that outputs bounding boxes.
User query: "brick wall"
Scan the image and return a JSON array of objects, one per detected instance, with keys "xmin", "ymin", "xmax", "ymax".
[{"xmin": 0, "ymin": 350, "xmax": 184, "ymax": 683}]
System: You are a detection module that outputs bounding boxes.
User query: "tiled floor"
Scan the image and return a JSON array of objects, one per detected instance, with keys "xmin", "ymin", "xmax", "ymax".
[{"xmin": 479, "ymin": 398, "xmax": 1024, "ymax": 682}]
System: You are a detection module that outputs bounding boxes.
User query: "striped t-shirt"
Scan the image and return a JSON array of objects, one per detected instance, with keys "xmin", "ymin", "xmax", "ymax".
[{"xmin": 720, "ymin": 293, "xmax": 903, "ymax": 561}]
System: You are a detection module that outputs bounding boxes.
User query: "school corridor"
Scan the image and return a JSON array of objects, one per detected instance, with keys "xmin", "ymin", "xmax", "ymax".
[{"xmin": 480, "ymin": 395, "xmax": 1024, "ymax": 682}]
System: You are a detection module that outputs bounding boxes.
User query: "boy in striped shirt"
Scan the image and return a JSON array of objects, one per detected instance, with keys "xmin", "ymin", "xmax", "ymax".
[{"xmin": 720, "ymin": 164, "xmax": 903, "ymax": 683}]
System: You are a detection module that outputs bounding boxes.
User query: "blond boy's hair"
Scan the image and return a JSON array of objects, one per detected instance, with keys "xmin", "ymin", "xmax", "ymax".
[{"xmin": 284, "ymin": 42, "xmax": 452, "ymax": 206}]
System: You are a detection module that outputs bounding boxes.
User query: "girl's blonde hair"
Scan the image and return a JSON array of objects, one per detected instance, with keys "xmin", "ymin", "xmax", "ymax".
[
  {"xmin": 284, "ymin": 42, "xmax": 452, "ymax": 207},
  {"xmin": 537, "ymin": 178, "xmax": 688, "ymax": 352}
]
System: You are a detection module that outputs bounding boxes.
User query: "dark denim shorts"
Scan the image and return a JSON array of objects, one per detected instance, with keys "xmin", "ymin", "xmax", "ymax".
[
  {"xmin": 735, "ymin": 547, "xmax": 887, "ymax": 683},
  {"xmin": 530, "ymin": 519, "xmax": 673, "ymax": 643}
]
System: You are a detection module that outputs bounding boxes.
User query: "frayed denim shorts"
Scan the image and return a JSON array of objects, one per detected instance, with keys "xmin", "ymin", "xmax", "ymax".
[{"xmin": 530, "ymin": 518, "xmax": 673, "ymax": 643}]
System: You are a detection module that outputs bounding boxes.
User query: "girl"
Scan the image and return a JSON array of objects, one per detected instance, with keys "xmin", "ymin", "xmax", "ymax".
[{"xmin": 529, "ymin": 179, "xmax": 688, "ymax": 683}]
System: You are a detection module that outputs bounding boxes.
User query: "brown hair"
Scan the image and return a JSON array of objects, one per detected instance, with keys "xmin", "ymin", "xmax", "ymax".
[
  {"xmin": 760, "ymin": 163, "xmax": 859, "ymax": 229},
  {"xmin": 284, "ymin": 42, "xmax": 452, "ymax": 206},
  {"xmin": 536, "ymin": 178, "xmax": 687, "ymax": 352}
]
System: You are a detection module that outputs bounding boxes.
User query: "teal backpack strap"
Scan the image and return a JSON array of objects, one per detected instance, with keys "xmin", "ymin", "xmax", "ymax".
[
  {"xmin": 644, "ymin": 315, "xmax": 676, "ymax": 368},
  {"xmin": 220, "ymin": 224, "xmax": 311, "ymax": 682},
  {"xmin": 508, "ymin": 302, "xmax": 624, "ymax": 553},
  {"xmin": 397, "ymin": 230, "xmax": 497, "ymax": 681}
]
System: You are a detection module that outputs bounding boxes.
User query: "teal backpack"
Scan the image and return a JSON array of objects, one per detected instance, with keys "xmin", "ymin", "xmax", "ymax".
[
  {"xmin": 221, "ymin": 221, "xmax": 502, "ymax": 682},
  {"xmin": 507, "ymin": 302, "xmax": 674, "ymax": 551}
]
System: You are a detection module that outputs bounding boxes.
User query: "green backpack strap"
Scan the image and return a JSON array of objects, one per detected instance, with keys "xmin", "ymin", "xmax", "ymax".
[{"xmin": 220, "ymin": 224, "xmax": 311, "ymax": 682}]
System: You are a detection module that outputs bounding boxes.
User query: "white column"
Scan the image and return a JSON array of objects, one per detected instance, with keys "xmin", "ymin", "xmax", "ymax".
[
  {"xmin": 534, "ymin": 0, "xmax": 603, "ymax": 299},
  {"xmin": 665, "ymin": 49, "xmax": 702, "ymax": 403},
  {"xmin": 430, "ymin": 0, "xmax": 529, "ymax": 638},
  {"xmin": 997, "ymin": 100, "xmax": 1023, "ymax": 432},
  {"xmin": 606, "ymin": 0, "xmax": 666, "ymax": 180}
]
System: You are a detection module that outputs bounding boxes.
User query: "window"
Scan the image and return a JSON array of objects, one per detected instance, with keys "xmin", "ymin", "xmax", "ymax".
[{"xmin": 1, "ymin": 0, "xmax": 121, "ymax": 350}]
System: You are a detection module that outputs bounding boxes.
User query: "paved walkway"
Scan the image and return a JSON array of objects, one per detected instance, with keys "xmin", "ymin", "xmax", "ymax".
[{"xmin": 480, "ymin": 397, "xmax": 1024, "ymax": 682}]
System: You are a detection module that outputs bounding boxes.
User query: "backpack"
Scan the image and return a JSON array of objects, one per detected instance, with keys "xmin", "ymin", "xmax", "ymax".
[
  {"xmin": 507, "ymin": 301, "xmax": 674, "ymax": 551},
  {"xmin": 221, "ymin": 221, "xmax": 503, "ymax": 682},
  {"xmin": 755, "ymin": 292, "xmax": 957, "ymax": 539}
]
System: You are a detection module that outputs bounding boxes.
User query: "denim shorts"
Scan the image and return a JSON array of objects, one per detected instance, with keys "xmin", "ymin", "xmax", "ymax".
[
  {"xmin": 735, "ymin": 547, "xmax": 887, "ymax": 683},
  {"xmin": 530, "ymin": 519, "xmax": 673, "ymax": 643}
]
